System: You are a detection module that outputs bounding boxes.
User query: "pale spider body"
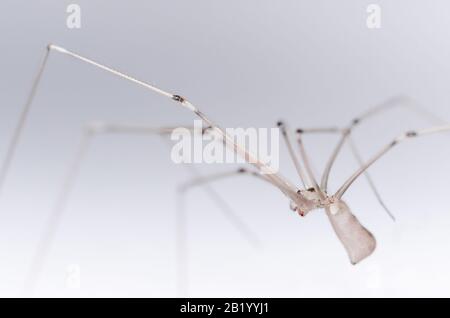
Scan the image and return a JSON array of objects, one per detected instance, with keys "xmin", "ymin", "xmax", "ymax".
[
  {"xmin": 290, "ymin": 188, "xmax": 376, "ymax": 265},
  {"xmin": 294, "ymin": 188, "xmax": 327, "ymax": 214}
]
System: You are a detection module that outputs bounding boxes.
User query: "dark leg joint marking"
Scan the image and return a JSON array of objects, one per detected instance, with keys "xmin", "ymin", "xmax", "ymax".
[
  {"xmin": 406, "ymin": 131, "xmax": 417, "ymax": 137},
  {"xmin": 276, "ymin": 121, "xmax": 287, "ymax": 135},
  {"xmin": 201, "ymin": 125, "xmax": 212, "ymax": 135},
  {"xmin": 172, "ymin": 94, "xmax": 185, "ymax": 103}
]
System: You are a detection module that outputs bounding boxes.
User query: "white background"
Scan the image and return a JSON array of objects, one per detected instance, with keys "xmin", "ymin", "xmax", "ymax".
[{"xmin": 1, "ymin": 1, "xmax": 450, "ymax": 297}]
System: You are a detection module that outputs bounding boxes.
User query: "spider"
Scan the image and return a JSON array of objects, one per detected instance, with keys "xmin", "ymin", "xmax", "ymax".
[{"xmin": 1, "ymin": 44, "xmax": 449, "ymax": 294}]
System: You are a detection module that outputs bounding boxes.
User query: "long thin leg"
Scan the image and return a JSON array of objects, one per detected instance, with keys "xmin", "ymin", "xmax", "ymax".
[
  {"xmin": 175, "ymin": 169, "xmax": 268, "ymax": 296},
  {"xmin": 276, "ymin": 122, "xmax": 308, "ymax": 188},
  {"xmin": 173, "ymin": 163, "xmax": 285, "ymax": 297},
  {"xmin": 24, "ymin": 124, "xmax": 195, "ymax": 294},
  {"xmin": 178, "ymin": 167, "xmax": 264, "ymax": 246},
  {"xmin": 97, "ymin": 124, "xmax": 271, "ymax": 248},
  {"xmin": 46, "ymin": 45, "xmax": 303, "ymax": 202},
  {"xmin": 2, "ymin": 45, "xmax": 306, "ymax": 213},
  {"xmin": 175, "ymin": 192, "xmax": 188, "ymax": 296},
  {"xmin": 195, "ymin": 125, "xmax": 295, "ymax": 200},
  {"xmin": 178, "ymin": 167, "xmax": 270, "ymax": 192},
  {"xmin": 320, "ymin": 96, "xmax": 446, "ymax": 192},
  {"xmin": 297, "ymin": 127, "xmax": 395, "ymax": 220},
  {"xmin": 96, "ymin": 123, "xmax": 271, "ymax": 247},
  {"xmin": 335, "ymin": 124, "xmax": 450, "ymax": 199},
  {"xmin": 295, "ymin": 132, "xmax": 324, "ymax": 199},
  {"xmin": 347, "ymin": 135, "xmax": 395, "ymax": 221},
  {"xmin": 0, "ymin": 49, "xmax": 50, "ymax": 196},
  {"xmin": 23, "ymin": 122, "xmax": 270, "ymax": 295},
  {"xmin": 23, "ymin": 129, "xmax": 92, "ymax": 294}
]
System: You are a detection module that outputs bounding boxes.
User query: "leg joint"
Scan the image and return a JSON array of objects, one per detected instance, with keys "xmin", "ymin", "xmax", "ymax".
[{"xmin": 172, "ymin": 94, "xmax": 186, "ymax": 103}]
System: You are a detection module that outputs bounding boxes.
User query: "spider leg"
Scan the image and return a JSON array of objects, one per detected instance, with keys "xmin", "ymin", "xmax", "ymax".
[
  {"xmin": 297, "ymin": 127, "xmax": 395, "ymax": 220},
  {"xmin": 347, "ymin": 135, "xmax": 395, "ymax": 221},
  {"xmin": 49, "ymin": 45, "xmax": 302, "ymax": 201},
  {"xmin": 1, "ymin": 45, "xmax": 308, "ymax": 212},
  {"xmin": 22, "ymin": 122, "xmax": 274, "ymax": 296},
  {"xmin": 320, "ymin": 96, "xmax": 446, "ymax": 192},
  {"xmin": 295, "ymin": 131, "xmax": 324, "ymax": 199},
  {"xmin": 22, "ymin": 127, "xmax": 91, "ymax": 295},
  {"xmin": 276, "ymin": 122, "xmax": 308, "ymax": 189},
  {"xmin": 0, "ymin": 49, "xmax": 50, "ymax": 195},
  {"xmin": 335, "ymin": 124, "xmax": 450, "ymax": 199}
]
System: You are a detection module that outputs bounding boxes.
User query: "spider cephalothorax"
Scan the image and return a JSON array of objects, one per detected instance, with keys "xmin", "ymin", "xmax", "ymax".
[{"xmin": 290, "ymin": 188, "xmax": 324, "ymax": 216}]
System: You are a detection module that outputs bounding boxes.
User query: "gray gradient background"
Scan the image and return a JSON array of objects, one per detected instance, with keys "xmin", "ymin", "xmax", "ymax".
[{"xmin": 1, "ymin": 0, "xmax": 450, "ymax": 297}]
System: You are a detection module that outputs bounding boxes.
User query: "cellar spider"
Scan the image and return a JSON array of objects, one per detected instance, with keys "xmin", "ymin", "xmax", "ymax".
[{"xmin": 1, "ymin": 44, "xmax": 449, "ymax": 295}]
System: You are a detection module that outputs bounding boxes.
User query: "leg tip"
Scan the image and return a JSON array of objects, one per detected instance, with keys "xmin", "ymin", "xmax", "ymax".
[{"xmin": 47, "ymin": 44, "xmax": 67, "ymax": 53}]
